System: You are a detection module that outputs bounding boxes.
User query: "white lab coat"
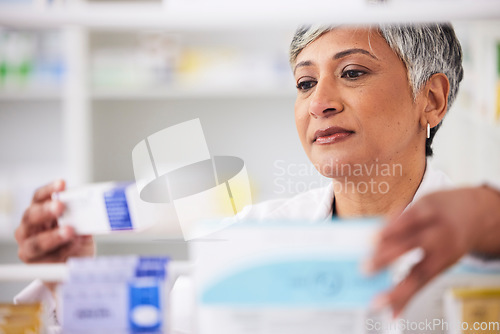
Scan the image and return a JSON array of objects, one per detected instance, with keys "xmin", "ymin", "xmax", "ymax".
[
  {"xmin": 13, "ymin": 167, "xmax": 498, "ymax": 333},
  {"xmin": 237, "ymin": 165, "xmax": 453, "ymax": 221}
]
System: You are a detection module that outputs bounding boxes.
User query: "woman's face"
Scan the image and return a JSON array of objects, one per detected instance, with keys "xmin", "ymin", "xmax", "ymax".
[{"xmin": 294, "ymin": 27, "xmax": 425, "ymax": 178}]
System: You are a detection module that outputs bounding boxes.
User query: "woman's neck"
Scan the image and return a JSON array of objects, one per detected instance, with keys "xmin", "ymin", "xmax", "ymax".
[{"xmin": 332, "ymin": 157, "xmax": 426, "ymax": 218}]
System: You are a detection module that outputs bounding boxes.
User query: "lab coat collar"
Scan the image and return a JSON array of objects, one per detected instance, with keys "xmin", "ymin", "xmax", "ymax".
[{"xmin": 322, "ymin": 166, "xmax": 454, "ymax": 219}]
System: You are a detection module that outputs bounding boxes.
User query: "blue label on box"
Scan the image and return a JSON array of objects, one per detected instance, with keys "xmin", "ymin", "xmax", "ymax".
[
  {"xmin": 104, "ymin": 184, "xmax": 133, "ymax": 230},
  {"xmin": 136, "ymin": 257, "xmax": 169, "ymax": 279},
  {"xmin": 202, "ymin": 258, "xmax": 390, "ymax": 308},
  {"xmin": 128, "ymin": 280, "xmax": 162, "ymax": 332}
]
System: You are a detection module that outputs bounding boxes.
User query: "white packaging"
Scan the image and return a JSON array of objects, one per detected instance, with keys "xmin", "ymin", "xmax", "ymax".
[
  {"xmin": 52, "ymin": 182, "xmax": 151, "ymax": 235},
  {"xmin": 190, "ymin": 219, "xmax": 397, "ymax": 334}
]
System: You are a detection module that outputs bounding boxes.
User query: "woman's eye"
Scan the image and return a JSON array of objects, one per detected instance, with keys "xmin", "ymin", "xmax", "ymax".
[
  {"xmin": 341, "ymin": 69, "xmax": 366, "ymax": 79},
  {"xmin": 296, "ymin": 80, "xmax": 317, "ymax": 91}
]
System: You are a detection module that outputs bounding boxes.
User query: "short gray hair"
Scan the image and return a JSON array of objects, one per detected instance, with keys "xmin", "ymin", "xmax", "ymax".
[{"xmin": 289, "ymin": 24, "xmax": 464, "ymax": 156}]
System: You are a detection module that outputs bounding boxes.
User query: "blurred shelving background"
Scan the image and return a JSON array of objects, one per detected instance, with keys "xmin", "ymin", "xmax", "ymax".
[{"xmin": 0, "ymin": 0, "xmax": 499, "ymax": 301}]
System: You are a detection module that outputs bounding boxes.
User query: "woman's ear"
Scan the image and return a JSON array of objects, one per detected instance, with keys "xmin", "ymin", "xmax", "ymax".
[{"xmin": 422, "ymin": 73, "xmax": 450, "ymax": 127}]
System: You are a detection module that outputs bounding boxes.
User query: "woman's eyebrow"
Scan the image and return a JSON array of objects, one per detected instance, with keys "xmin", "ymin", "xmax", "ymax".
[
  {"xmin": 294, "ymin": 48, "xmax": 378, "ymax": 74},
  {"xmin": 333, "ymin": 48, "xmax": 378, "ymax": 60},
  {"xmin": 294, "ymin": 60, "xmax": 313, "ymax": 75}
]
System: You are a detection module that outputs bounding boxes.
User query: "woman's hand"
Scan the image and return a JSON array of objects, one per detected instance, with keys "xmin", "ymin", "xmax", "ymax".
[
  {"xmin": 365, "ymin": 186, "xmax": 500, "ymax": 317},
  {"xmin": 14, "ymin": 180, "xmax": 95, "ymax": 263}
]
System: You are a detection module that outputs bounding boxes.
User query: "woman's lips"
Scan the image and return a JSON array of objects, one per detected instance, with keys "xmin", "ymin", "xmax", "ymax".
[{"xmin": 314, "ymin": 127, "xmax": 354, "ymax": 145}]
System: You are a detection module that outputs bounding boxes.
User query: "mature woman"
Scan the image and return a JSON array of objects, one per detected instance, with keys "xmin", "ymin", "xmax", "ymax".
[
  {"xmin": 14, "ymin": 23, "xmax": 500, "ymax": 331},
  {"xmin": 245, "ymin": 23, "xmax": 460, "ymax": 222},
  {"xmin": 238, "ymin": 23, "xmax": 500, "ymax": 319}
]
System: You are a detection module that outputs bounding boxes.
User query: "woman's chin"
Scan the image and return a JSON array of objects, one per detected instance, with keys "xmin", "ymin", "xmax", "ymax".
[{"xmin": 311, "ymin": 156, "xmax": 358, "ymax": 178}]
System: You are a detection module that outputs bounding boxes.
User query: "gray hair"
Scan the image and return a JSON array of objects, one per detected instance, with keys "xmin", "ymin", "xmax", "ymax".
[{"xmin": 289, "ymin": 24, "xmax": 464, "ymax": 156}]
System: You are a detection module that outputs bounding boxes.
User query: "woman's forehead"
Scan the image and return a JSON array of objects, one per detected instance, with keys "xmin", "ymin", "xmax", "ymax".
[{"xmin": 295, "ymin": 27, "xmax": 394, "ymax": 64}]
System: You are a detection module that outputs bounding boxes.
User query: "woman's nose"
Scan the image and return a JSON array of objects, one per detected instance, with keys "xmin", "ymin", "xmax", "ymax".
[{"xmin": 308, "ymin": 80, "xmax": 344, "ymax": 118}]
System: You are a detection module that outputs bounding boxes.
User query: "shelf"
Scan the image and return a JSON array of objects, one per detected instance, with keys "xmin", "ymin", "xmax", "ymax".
[
  {"xmin": 0, "ymin": 235, "xmax": 186, "ymax": 245},
  {"xmin": 91, "ymin": 86, "xmax": 296, "ymax": 100},
  {"xmin": 0, "ymin": 261, "xmax": 191, "ymax": 282},
  {"xmin": 0, "ymin": 263, "xmax": 67, "ymax": 282},
  {"xmin": 0, "ymin": 1, "xmax": 499, "ymax": 30},
  {"xmin": 0, "ymin": 89, "xmax": 62, "ymax": 101},
  {"xmin": 0, "ymin": 227, "xmax": 186, "ymax": 244}
]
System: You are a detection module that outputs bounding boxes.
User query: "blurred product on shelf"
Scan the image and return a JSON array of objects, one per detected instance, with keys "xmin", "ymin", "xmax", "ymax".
[
  {"xmin": 0, "ymin": 29, "xmax": 65, "ymax": 90},
  {"xmin": 91, "ymin": 33, "xmax": 180, "ymax": 89},
  {"xmin": 0, "ymin": 302, "xmax": 42, "ymax": 333},
  {"xmin": 90, "ymin": 32, "xmax": 291, "ymax": 90},
  {"xmin": 58, "ymin": 255, "xmax": 170, "ymax": 333},
  {"xmin": 445, "ymin": 288, "xmax": 500, "ymax": 334}
]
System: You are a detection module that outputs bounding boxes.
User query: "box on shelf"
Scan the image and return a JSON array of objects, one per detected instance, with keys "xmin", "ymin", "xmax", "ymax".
[
  {"xmin": 445, "ymin": 287, "xmax": 500, "ymax": 334},
  {"xmin": 58, "ymin": 255, "xmax": 170, "ymax": 333},
  {"xmin": 191, "ymin": 219, "xmax": 396, "ymax": 334},
  {"xmin": 0, "ymin": 302, "xmax": 42, "ymax": 333}
]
